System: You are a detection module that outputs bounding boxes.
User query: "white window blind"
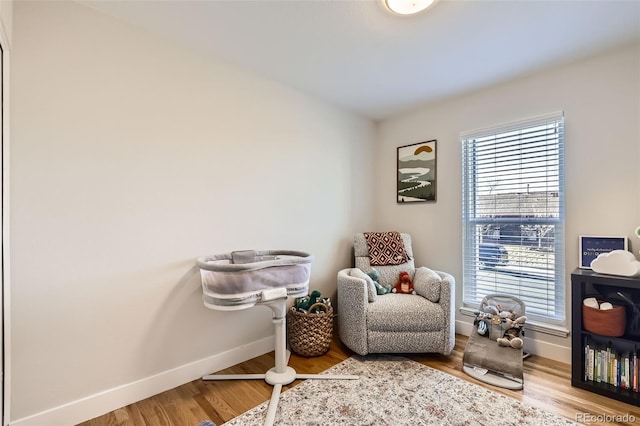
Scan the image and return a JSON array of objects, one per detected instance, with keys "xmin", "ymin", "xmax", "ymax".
[{"xmin": 461, "ymin": 112, "xmax": 565, "ymax": 325}]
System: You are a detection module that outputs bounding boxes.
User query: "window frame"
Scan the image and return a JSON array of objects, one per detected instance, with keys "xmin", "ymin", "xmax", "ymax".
[{"xmin": 461, "ymin": 112, "xmax": 566, "ymax": 327}]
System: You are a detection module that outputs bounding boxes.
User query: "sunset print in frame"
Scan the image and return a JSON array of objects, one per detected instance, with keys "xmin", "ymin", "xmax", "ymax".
[{"xmin": 397, "ymin": 140, "xmax": 436, "ymax": 203}]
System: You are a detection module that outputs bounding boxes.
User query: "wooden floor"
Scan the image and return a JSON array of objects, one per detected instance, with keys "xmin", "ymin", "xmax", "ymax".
[{"xmin": 80, "ymin": 334, "xmax": 640, "ymax": 426}]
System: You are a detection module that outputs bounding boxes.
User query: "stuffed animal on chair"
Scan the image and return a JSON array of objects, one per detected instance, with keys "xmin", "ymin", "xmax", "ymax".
[
  {"xmin": 497, "ymin": 316, "xmax": 527, "ymax": 349},
  {"xmin": 391, "ymin": 271, "xmax": 416, "ymax": 295},
  {"xmin": 367, "ymin": 268, "xmax": 391, "ymax": 295}
]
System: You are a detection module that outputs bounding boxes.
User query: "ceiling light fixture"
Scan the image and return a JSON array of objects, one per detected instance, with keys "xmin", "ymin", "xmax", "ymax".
[{"xmin": 384, "ymin": 0, "xmax": 438, "ymax": 15}]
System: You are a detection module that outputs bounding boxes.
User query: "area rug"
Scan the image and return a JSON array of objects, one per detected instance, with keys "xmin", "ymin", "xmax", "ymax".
[{"xmin": 223, "ymin": 355, "xmax": 576, "ymax": 425}]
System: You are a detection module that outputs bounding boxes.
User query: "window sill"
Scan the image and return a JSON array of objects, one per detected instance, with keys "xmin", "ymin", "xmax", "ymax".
[{"xmin": 459, "ymin": 306, "xmax": 570, "ymax": 338}]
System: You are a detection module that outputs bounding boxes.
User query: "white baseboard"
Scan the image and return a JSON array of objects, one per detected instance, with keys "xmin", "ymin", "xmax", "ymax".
[
  {"xmin": 9, "ymin": 336, "xmax": 275, "ymax": 426},
  {"xmin": 456, "ymin": 320, "xmax": 571, "ymax": 364}
]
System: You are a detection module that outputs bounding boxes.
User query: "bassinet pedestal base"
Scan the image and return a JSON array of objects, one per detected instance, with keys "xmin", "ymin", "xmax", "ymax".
[{"xmin": 203, "ymin": 297, "xmax": 358, "ymax": 426}]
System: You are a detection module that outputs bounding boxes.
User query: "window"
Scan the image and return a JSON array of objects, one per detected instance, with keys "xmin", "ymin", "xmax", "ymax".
[{"xmin": 461, "ymin": 112, "xmax": 565, "ymax": 326}]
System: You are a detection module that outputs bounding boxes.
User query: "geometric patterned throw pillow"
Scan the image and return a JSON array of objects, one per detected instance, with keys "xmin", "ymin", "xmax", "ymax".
[{"xmin": 364, "ymin": 231, "xmax": 410, "ymax": 266}]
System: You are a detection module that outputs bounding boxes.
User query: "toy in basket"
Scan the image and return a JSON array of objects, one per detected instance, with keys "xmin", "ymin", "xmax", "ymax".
[{"xmin": 288, "ymin": 291, "xmax": 334, "ymax": 357}]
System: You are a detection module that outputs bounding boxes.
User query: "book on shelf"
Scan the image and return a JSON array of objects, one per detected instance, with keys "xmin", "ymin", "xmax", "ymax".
[
  {"xmin": 583, "ymin": 340, "xmax": 639, "ymax": 393},
  {"xmin": 633, "ymin": 352, "xmax": 640, "ymax": 392},
  {"xmin": 585, "ymin": 341, "xmax": 594, "ymax": 381}
]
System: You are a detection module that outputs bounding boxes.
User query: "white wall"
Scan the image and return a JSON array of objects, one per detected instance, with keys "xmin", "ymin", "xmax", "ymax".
[
  {"xmin": 9, "ymin": 1, "xmax": 374, "ymax": 423},
  {"xmin": 375, "ymin": 42, "xmax": 640, "ymax": 362},
  {"xmin": 0, "ymin": 1, "xmax": 11, "ymax": 425},
  {"xmin": 0, "ymin": 0, "xmax": 12, "ymax": 48}
]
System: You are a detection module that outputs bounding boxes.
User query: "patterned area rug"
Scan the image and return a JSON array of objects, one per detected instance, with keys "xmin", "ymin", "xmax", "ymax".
[{"xmin": 223, "ymin": 355, "xmax": 576, "ymax": 425}]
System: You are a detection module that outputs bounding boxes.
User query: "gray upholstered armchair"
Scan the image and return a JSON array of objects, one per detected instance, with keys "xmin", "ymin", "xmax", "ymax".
[{"xmin": 337, "ymin": 233, "xmax": 455, "ymax": 356}]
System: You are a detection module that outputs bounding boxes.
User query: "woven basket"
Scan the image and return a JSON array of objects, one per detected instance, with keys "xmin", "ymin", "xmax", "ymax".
[
  {"xmin": 287, "ymin": 303, "xmax": 333, "ymax": 357},
  {"xmin": 583, "ymin": 301, "xmax": 626, "ymax": 337}
]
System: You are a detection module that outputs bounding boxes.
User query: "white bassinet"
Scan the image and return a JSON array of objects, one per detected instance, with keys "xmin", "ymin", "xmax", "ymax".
[
  {"xmin": 196, "ymin": 248, "xmax": 357, "ymax": 426},
  {"xmin": 196, "ymin": 249, "xmax": 312, "ymax": 310}
]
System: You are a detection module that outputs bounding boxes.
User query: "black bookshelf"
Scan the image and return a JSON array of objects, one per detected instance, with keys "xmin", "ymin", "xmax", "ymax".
[{"xmin": 571, "ymin": 268, "xmax": 640, "ymax": 406}]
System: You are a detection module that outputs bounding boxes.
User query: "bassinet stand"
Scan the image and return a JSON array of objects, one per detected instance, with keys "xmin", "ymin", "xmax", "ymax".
[{"xmin": 203, "ymin": 289, "xmax": 358, "ymax": 426}]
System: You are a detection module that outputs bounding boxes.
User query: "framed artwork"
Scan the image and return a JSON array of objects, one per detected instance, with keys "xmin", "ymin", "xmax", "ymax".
[
  {"xmin": 397, "ymin": 140, "xmax": 437, "ymax": 203},
  {"xmin": 579, "ymin": 235, "xmax": 628, "ymax": 268}
]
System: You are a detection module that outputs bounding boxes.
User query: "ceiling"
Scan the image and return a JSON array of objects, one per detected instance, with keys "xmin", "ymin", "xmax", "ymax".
[{"xmin": 80, "ymin": 0, "xmax": 640, "ymax": 120}]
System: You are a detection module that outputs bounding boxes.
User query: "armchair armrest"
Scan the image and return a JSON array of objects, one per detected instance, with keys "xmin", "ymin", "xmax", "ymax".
[
  {"xmin": 413, "ymin": 267, "xmax": 455, "ymax": 354},
  {"xmin": 435, "ymin": 270, "xmax": 455, "ymax": 355},
  {"xmin": 337, "ymin": 268, "xmax": 370, "ymax": 355}
]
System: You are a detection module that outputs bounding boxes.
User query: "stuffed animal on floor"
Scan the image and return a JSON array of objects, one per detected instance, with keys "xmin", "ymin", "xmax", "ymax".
[
  {"xmin": 497, "ymin": 316, "xmax": 527, "ymax": 349},
  {"xmin": 367, "ymin": 268, "xmax": 391, "ymax": 295},
  {"xmin": 391, "ymin": 271, "xmax": 416, "ymax": 295}
]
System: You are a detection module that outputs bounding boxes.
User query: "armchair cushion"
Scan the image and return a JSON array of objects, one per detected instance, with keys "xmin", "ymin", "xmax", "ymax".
[
  {"xmin": 349, "ymin": 267, "xmax": 377, "ymax": 302},
  {"xmin": 367, "ymin": 294, "xmax": 445, "ymax": 332},
  {"xmin": 413, "ymin": 267, "xmax": 441, "ymax": 303}
]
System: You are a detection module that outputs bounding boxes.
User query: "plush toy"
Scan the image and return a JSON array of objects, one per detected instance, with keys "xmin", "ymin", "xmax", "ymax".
[
  {"xmin": 295, "ymin": 289, "xmax": 322, "ymax": 312},
  {"xmin": 483, "ymin": 304, "xmax": 500, "ymax": 316},
  {"xmin": 497, "ymin": 315, "xmax": 527, "ymax": 349},
  {"xmin": 473, "ymin": 312, "xmax": 490, "ymax": 336},
  {"xmin": 474, "ymin": 303, "xmax": 501, "ymax": 336},
  {"xmin": 497, "ymin": 327, "xmax": 523, "ymax": 349},
  {"xmin": 504, "ymin": 316, "xmax": 527, "ymax": 328},
  {"xmin": 475, "ymin": 317, "xmax": 488, "ymax": 336},
  {"xmin": 367, "ymin": 268, "xmax": 391, "ymax": 295},
  {"xmin": 391, "ymin": 271, "xmax": 416, "ymax": 295},
  {"xmin": 474, "ymin": 302, "xmax": 526, "ymax": 343},
  {"xmin": 482, "ymin": 303, "xmax": 516, "ymax": 318}
]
